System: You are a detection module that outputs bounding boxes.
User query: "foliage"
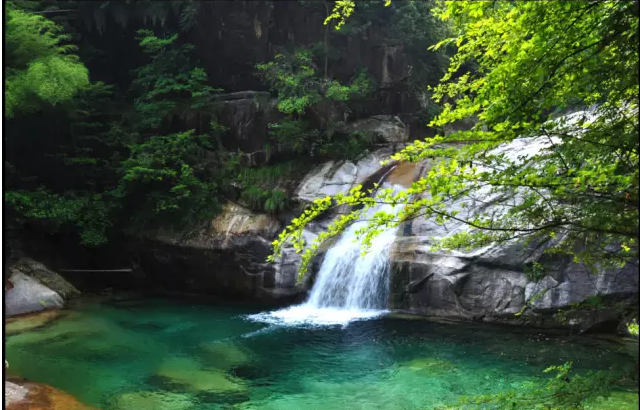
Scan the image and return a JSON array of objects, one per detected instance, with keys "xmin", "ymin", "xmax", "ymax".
[
  {"xmin": 318, "ymin": 131, "xmax": 378, "ymax": 160},
  {"xmin": 131, "ymin": 29, "xmax": 221, "ymax": 132},
  {"xmin": 5, "ymin": 3, "xmax": 89, "ymax": 117},
  {"xmin": 386, "ymin": 1, "xmax": 453, "ymax": 106},
  {"xmin": 233, "ymin": 161, "xmax": 310, "ymax": 213},
  {"xmin": 325, "ymin": 0, "xmax": 391, "ymax": 30},
  {"xmin": 267, "ymin": 118, "xmax": 317, "ymax": 153},
  {"xmin": 4, "ymin": 189, "xmax": 115, "ymax": 246},
  {"xmin": 256, "ymin": 50, "xmax": 373, "ymax": 116},
  {"xmin": 626, "ymin": 320, "xmax": 638, "ymax": 337},
  {"xmin": 121, "ymin": 30, "xmax": 223, "ymax": 230},
  {"xmin": 430, "ymin": 362, "xmax": 620, "ymax": 410},
  {"xmin": 257, "ymin": 49, "xmax": 376, "ymax": 157},
  {"xmin": 120, "ymin": 130, "xmax": 219, "ymax": 229},
  {"xmin": 269, "ymin": 0, "xmax": 639, "ymax": 279},
  {"xmin": 5, "ymin": 14, "xmax": 225, "ymax": 243},
  {"xmin": 4, "ymin": 5, "xmax": 118, "ymax": 245}
]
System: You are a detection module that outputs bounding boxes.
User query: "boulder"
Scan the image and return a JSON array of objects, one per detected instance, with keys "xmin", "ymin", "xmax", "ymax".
[
  {"xmin": 11, "ymin": 258, "xmax": 80, "ymax": 299},
  {"xmin": 5, "ymin": 271, "xmax": 64, "ymax": 317},
  {"xmin": 5, "ymin": 381, "xmax": 29, "ymax": 408},
  {"xmin": 5, "ymin": 258, "xmax": 79, "ymax": 317}
]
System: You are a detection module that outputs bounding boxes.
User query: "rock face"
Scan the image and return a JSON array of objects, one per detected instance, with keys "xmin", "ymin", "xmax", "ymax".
[
  {"xmin": 213, "ymin": 91, "xmax": 278, "ymax": 165},
  {"xmin": 5, "ymin": 258, "xmax": 79, "ymax": 317},
  {"xmin": 341, "ymin": 115, "xmax": 409, "ymax": 144},
  {"xmin": 386, "ymin": 136, "xmax": 639, "ymax": 326},
  {"xmin": 294, "ymin": 146, "xmax": 398, "ymax": 203},
  {"xmin": 389, "ymin": 236, "xmax": 638, "ymax": 324},
  {"xmin": 139, "ymin": 202, "xmax": 304, "ymax": 303}
]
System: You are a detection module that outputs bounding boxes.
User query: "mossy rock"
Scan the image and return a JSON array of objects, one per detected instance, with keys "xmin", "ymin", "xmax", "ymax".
[
  {"xmin": 198, "ymin": 341, "xmax": 252, "ymax": 370},
  {"xmin": 404, "ymin": 357, "xmax": 456, "ymax": 373},
  {"xmin": 154, "ymin": 357, "xmax": 249, "ymax": 396},
  {"xmin": 108, "ymin": 390, "xmax": 194, "ymax": 410}
]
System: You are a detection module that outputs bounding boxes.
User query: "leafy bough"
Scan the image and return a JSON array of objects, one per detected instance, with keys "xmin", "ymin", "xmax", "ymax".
[{"xmin": 268, "ymin": 1, "xmax": 639, "ymax": 282}]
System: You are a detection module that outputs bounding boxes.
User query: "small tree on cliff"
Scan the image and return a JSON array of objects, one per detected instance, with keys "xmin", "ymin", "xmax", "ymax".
[
  {"xmin": 256, "ymin": 49, "xmax": 375, "ymax": 156},
  {"xmin": 269, "ymin": 1, "xmax": 639, "ymax": 278}
]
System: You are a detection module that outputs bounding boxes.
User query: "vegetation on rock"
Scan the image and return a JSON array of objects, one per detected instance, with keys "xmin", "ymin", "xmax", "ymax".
[
  {"xmin": 4, "ymin": 1, "xmax": 453, "ymax": 246},
  {"xmin": 271, "ymin": 0, "xmax": 639, "ymax": 280}
]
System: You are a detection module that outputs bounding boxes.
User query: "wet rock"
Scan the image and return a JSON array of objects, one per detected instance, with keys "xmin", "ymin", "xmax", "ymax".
[
  {"xmin": 293, "ymin": 147, "xmax": 397, "ymax": 204},
  {"xmin": 295, "ymin": 161, "xmax": 359, "ymax": 203},
  {"xmin": 385, "ymin": 162, "xmax": 419, "ymax": 187},
  {"xmin": 139, "ymin": 201, "xmax": 291, "ymax": 302}
]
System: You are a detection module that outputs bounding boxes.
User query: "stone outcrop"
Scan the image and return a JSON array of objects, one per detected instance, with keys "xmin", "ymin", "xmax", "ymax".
[
  {"xmin": 294, "ymin": 146, "xmax": 398, "ymax": 203},
  {"xmin": 340, "ymin": 115, "xmax": 409, "ymax": 145},
  {"xmin": 389, "ymin": 235, "xmax": 638, "ymax": 327},
  {"xmin": 139, "ymin": 201, "xmax": 304, "ymax": 303},
  {"xmin": 213, "ymin": 91, "xmax": 278, "ymax": 165},
  {"xmin": 386, "ymin": 135, "xmax": 639, "ymax": 328},
  {"xmin": 5, "ymin": 258, "xmax": 79, "ymax": 317}
]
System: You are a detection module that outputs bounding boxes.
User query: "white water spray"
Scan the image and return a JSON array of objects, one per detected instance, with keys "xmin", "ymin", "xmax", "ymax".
[{"xmin": 248, "ymin": 184, "xmax": 402, "ymax": 327}]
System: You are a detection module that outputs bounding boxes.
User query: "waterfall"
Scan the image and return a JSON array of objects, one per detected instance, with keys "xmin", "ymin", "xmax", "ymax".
[
  {"xmin": 306, "ymin": 201, "xmax": 397, "ymax": 310},
  {"xmin": 247, "ymin": 184, "xmax": 402, "ymax": 327}
]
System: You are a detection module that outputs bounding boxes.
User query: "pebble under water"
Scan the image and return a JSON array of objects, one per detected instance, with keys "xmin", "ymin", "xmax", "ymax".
[{"xmin": 5, "ymin": 296, "xmax": 638, "ymax": 410}]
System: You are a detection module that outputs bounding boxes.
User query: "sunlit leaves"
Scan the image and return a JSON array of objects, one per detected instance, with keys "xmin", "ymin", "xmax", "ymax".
[
  {"xmin": 271, "ymin": 0, "xmax": 639, "ymax": 281},
  {"xmin": 4, "ymin": 5, "xmax": 89, "ymax": 117}
]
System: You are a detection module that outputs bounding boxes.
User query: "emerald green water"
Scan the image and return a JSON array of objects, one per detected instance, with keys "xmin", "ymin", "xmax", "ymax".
[{"xmin": 5, "ymin": 296, "xmax": 638, "ymax": 410}]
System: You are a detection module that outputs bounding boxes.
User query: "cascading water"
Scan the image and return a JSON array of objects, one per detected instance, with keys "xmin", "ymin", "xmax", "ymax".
[
  {"xmin": 305, "ymin": 200, "xmax": 397, "ymax": 310},
  {"xmin": 248, "ymin": 183, "xmax": 402, "ymax": 327}
]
